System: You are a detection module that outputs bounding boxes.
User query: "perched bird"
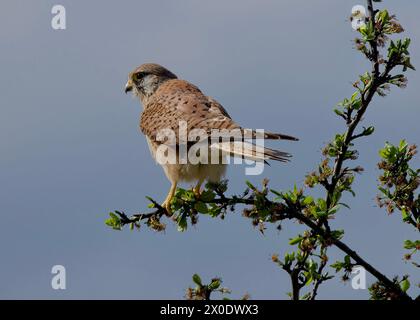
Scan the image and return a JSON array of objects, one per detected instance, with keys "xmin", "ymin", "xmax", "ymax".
[{"xmin": 125, "ymin": 63, "xmax": 298, "ymax": 212}]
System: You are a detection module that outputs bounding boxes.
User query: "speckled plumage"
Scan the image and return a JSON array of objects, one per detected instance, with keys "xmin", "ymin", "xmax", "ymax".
[
  {"xmin": 140, "ymin": 79, "xmax": 238, "ymax": 141},
  {"xmin": 125, "ymin": 63, "xmax": 298, "ymax": 211}
]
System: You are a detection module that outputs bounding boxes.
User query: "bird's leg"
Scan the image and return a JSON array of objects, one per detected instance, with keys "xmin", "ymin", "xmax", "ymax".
[
  {"xmin": 162, "ymin": 182, "xmax": 177, "ymax": 214},
  {"xmin": 193, "ymin": 179, "xmax": 204, "ymax": 198}
]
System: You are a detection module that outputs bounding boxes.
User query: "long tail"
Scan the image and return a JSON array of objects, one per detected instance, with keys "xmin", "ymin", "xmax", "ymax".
[
  {"xmin": 210, "ymin": 141, "xmax": 292, "ymax": 162},
  {"xmin": 242, "ymin": 129, "xmax": 299, "ymax": 141}
]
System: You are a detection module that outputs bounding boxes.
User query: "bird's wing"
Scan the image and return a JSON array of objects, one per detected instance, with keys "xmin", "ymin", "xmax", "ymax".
[
  {"xmin": 140, "ymin": 79, "xmax": 296, "ymax": 162},
  {"xmin": 204, "ymin": 97, "xmax": 298, "ymax": 141},
  {"xmin": 140, "ymin": 79, "xmax": 239, "ymax": 139}
]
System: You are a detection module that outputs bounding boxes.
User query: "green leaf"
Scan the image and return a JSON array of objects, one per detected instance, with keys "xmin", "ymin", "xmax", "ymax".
[
  {"xmin": 330, "ymin": 229, "xmax": 345, "ymax": 240},
  {"xmin": 194, "ymin": 201, "xmax": 208, "ymax": 214},
  {"xmin": 208, "ymin": 204, "xmax": 222, "ymax": 217},
  {"xmin": 192, "ymin": 274, "xmax": 202, "ymax": 286},
  {"xmin": 200, "ymin": 190, "xmax": 215, "ymax": 202},
  {"xmin": 344, "ymin": 255, "xmax": 351, "ymax": 265},
  {"xmin": 403, "ymin": 240, "xmax": 418, "ymax": 250},
  {"xmin": 376, "ymin": 9, "xmax": 389, "ymax": 25},
  {"xmin": 270, "ymin": 189, "xmax": 282, "ymax": 197},
  {"xmin": 328, "ymin": 204, "xmax": 340, "ymax": 215},
  {"xmin": 400, "ymin": 279, "xmax": 410, "ymax": 292},
  {"xmin": 109, "ymin": 212, "xmax": 118, "ymax": 220},
  {"xmin": 181, "ymin": 190, "xmax": 195, "ymax": 201},
  {"xmin": 105, "ymin": 218, "xmax": 114, "ymax": 227},
  {"xmin": 364, "ymin": 126, "xmax": 375, "ymax": 136},
  {"xmin": 359, "ymin": 20, "xmax": 375, "ymax": 41},
  {"xmin": 303, "ymin": 196, "xmax": 314, "ymax": 206},
  {"xmin": 339, "ymin": 202, "xmax": 351, "ymax": 210},
  {"xmin": 105, "ymin": 212, "xmax": 122, "ymax": 231},
  {"xmin": 331, "ymin": 262, "xmax": 344, "ymax": 272},
  {"xmin": 289, "ymin": 236, "xmax": 303, "ymax": 246},
  {"xmin": 177, "ymin": 215, "xmax": 188, "ymax": 232},
  {"xmin": 399, "ymin": 139, "xmax": 408, "ymax": 151},
  {"xmin": 378, "ymin": 186, "xmax": 388, "ymax": 196},
  {"xmin": 208, "ymin": 279, "xmax": 221, "ymax": 290},
  {"xmin": 334, "ymin": 109, "xmax": 344, "ymax": 117},
  {"xmin": 145, "ymin": 196, "xmax": 155, "ymax": 203},
  {"xmin": 245, "ymin": 180, "xmax": 256, "ymax": 191},
  {"xmin": 401, "ymin": 207, "xmax": 411, "ymax": 222},
  {"xmin": 284, "ymin": 252, "xmax": 296, "ymax": 265},
  {"xmin": 305, "ymin": 275, "xmax": 313, "ymax": 286},
  {"xmin": 317, "ymin": 198, "xmax": 327, "ymax": 211}
]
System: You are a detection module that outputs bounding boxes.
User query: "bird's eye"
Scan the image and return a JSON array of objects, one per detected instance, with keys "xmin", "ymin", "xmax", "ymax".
[{"xmin": 134, "ymin": 72, "xmax": 146, "ymax": 80}]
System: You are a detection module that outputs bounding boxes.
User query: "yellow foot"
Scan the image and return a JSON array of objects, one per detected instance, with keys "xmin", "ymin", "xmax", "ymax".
[
  {"xmin": 193, "ymin": 180, "xmax": 204, "ymax": 198},
  {"xmin": 193, "ymin": 186, "xmax": 202, "ymax": 198},
  {"xmin": 161, "ymin": 201, "xmax": 172, "ymax": 215},
  {"xmin": 162, "ymin": 182, "xmax": 177, "ymax": 215}
]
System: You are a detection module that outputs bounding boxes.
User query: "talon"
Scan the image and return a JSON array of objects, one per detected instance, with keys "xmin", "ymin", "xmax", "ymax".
[
  {"xmin": 162, "ymin": 201, "xmax": 172, "ymax": 215},
  {"xmin": 193, "ymin": 187, "xmax": 201, "ymax": 198},
  {"xmin": 161, "ymin": 181, "xmax": 177, "ymax": 215},
  {"xmin": 193, "ymin": 179, "xmax": 204, "ymax": 198}
]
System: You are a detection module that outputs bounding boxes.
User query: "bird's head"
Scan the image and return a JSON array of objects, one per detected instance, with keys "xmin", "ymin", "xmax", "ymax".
[{"xmin": 125, "ymin": 63, "xmax": 177, "ymax": 101}]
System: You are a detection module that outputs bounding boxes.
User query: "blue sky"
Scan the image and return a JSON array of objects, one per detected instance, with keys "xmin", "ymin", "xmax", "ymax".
[{"xmin": 0, "ymin": 0, "xmax": 419, "ymax": 299}]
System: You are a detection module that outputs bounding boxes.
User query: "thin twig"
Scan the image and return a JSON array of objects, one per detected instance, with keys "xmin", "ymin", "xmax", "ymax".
[
  {"xmin": 118, "ymin": 193, "xmax": 411, "ymax": 300},
  {"xmin": 310, "ymin": 258, "xmax": 328, "ymax": 300}
]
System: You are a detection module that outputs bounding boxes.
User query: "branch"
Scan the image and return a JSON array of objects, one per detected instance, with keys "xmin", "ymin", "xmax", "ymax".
[
  {"xmin": 113, "ymin": 189, "xmax": 411, "ymax": 300},
  {"xmin": 310, "ymin": 258, "xmax": 328, "ymax": 300},
  {"xmin": 291, "ymin": 209, "xmax": 410, "ymax": 299}
]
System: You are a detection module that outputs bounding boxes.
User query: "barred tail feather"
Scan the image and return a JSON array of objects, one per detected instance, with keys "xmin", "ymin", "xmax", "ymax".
[
  {"xmin": 210, "ymin": 141, "xmax": 292, "ymax": 163},
  {"xmin": 242, "ymin": 129, "xmax": 299, "ymax": 141}
]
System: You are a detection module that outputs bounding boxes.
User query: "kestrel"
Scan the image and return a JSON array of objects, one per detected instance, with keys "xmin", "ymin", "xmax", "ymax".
[{"xmin": 125, "ymin": 63, "xmax": 298, "ymax": 212}]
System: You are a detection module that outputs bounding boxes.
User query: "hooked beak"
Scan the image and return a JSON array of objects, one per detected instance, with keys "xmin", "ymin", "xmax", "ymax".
[{"xmin": 125, "ymin": 80, "xmax": 133, "ymax": 94}]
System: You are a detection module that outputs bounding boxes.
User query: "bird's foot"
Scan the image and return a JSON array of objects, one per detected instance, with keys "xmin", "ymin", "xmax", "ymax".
[
  {"xmin": 193, "ymin": 181, "xmax": 203, "ymax": 198},
  {"xmin": 193, "ymin": 186, "xmax": 202, "ymax": 198},
  {"xmin": 161, "ymin": 201, "xmax": 172, "ymax": 215}
]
